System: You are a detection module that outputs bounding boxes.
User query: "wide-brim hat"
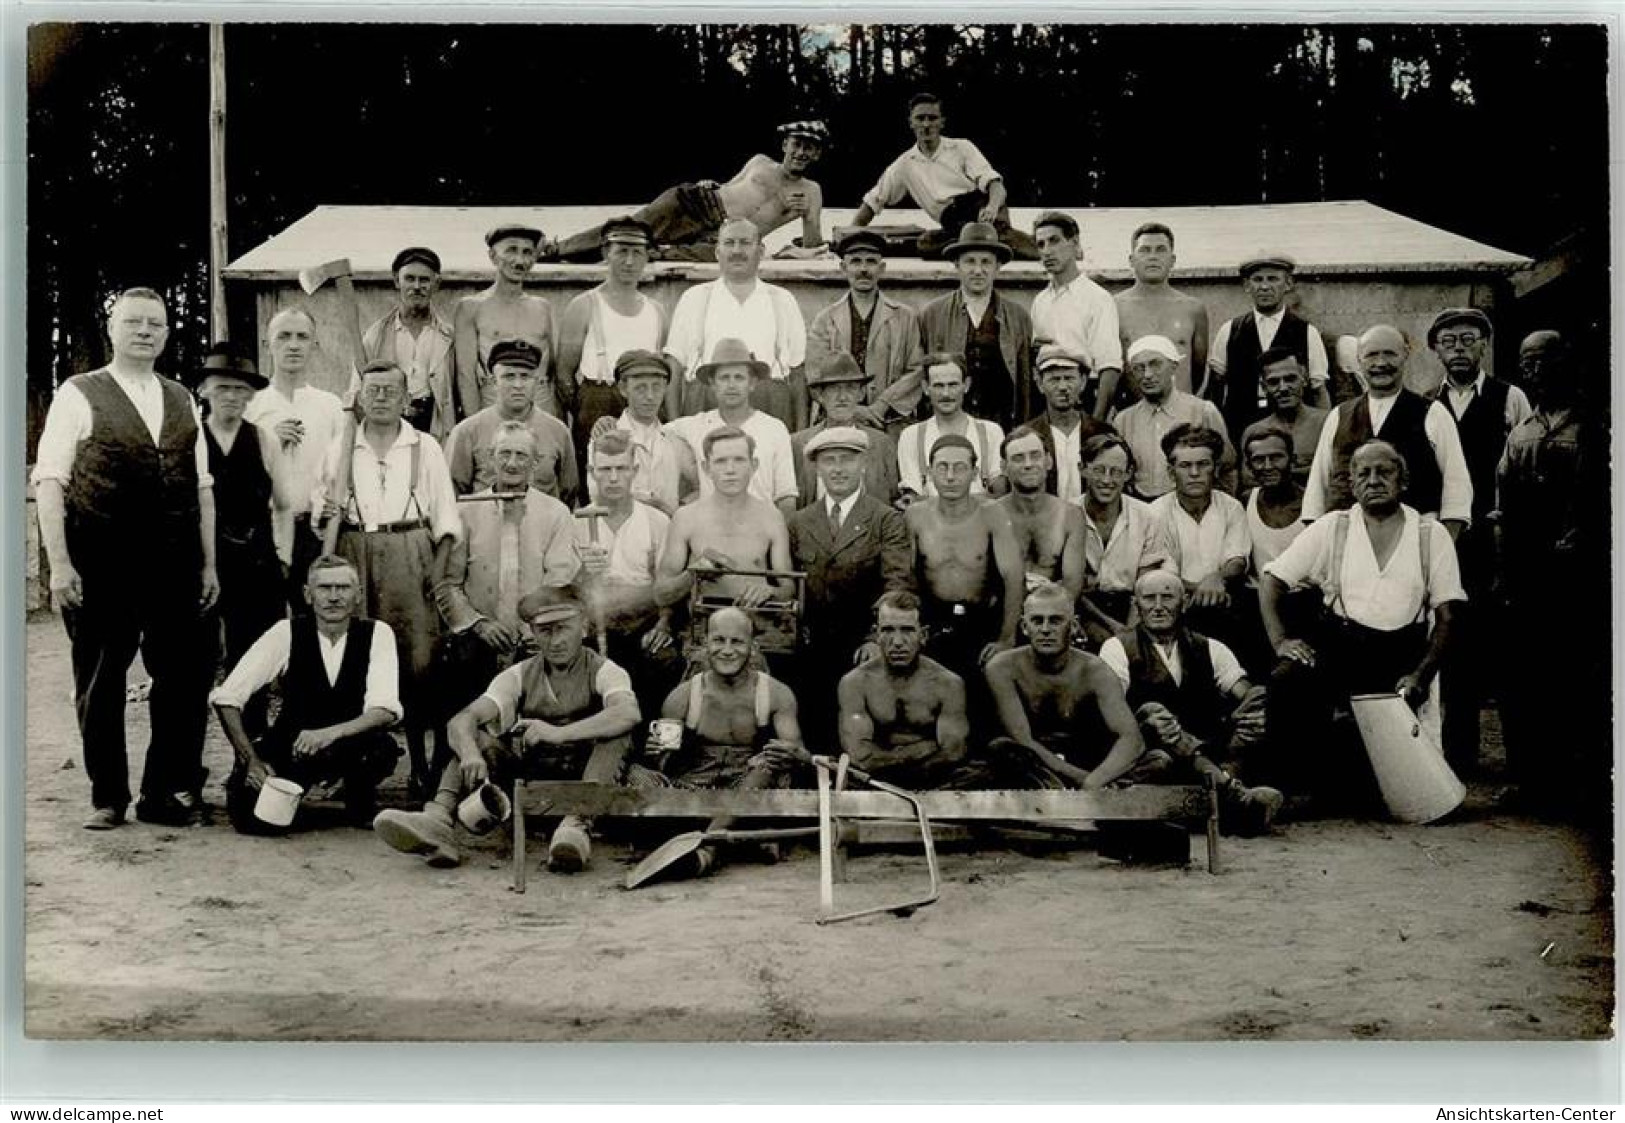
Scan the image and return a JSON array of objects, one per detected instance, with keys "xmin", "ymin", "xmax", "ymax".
[
  {"xmin": 943, "ymin": 221, "xmax": 1012, "ymax": 262},
  {"xmin": 694, "ymin": 338, "xmax": 769, "ymax": 383},
  {"xmin": 1427, "ymin": 307, "xmax": 1493, "ymax": 347},
  {"xmin": 807, "ymin": 353, "xmax": 871, "ymax": 389},
  {"xmin": 1238, "ymin": 251, "xmax": 1296, "ymax": 277},
  {"xmin": 189, "ymin": 343, "xmax": 267, "ymax": 390}
]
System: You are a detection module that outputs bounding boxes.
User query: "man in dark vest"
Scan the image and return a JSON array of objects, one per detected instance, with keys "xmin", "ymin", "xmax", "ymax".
[
  {"xmin": 1427, "ymin": 308, "xmax": 1532, "ymax": 774},
  {"xmin": 1097, "ymin": 570, "xmax": 1283, "ymax": 835},
  {"xmin": 373, "ymin": 585, "xmax": 642, "ymax": 874},
  {"xmin": 33, "ymin": 287, "xmax": 221, "ymax": 830},
  {"xmin": 210, "ymin": 554, "xmax": 402, "ymax": 833},
  {"xmin": 1025, "ymin": 346, "xmax": 1113, "ymax": 503},
  {"xmin": 1301, "ymin": 324, "xmax": 1472, "ymax": 538},
  {"xmin": 1205, "ymin": 253, "xmax": 1329, "ymax": 443},
  {"xmin": 917, "ymin": 222, "xmax": 1035, "ymax": 430}
]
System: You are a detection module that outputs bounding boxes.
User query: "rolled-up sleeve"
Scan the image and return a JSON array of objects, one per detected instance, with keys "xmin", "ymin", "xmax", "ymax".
[
  {"xmin": 30, "ymin": 384, "xmax": 91, "ymax": 485},
  {"xmin": 861, "ymin": 156, "xmax": 907, "ymax": 214},
  {"xmin": 1263, "ymin": 516, "xmax": 1333, "ymax": 592},
  {"xmin": 209, "ymin": 620, "xmax": 293, "ymax": 710},
  {"xmin": 1425, "ymin": 401, "xmax": 1474, "ymax": 526},
  {"xmin": 365, "ymin": 621, "xmax": 404, "ymax": 722},
  {"xmin": 417, "ymin": 436, "xmax": 465, "ymax": 542},
  {"xmin": 957, "ymin": 139, "xmax": 999, "ymax": 192},
  {"xmin": 774, "ymin": 288, "xmax": 806, "ymax": 371},
  {"xmin": 1087, "ymin": 288, "xmax": 1123, "ymax": 373},
  {"xmin": 594, "ymin": 658, "xmax": 637, "ymax": 705},
  {"xmin": 1299, "ymin": 410, "xmax": 1341, "ymax": 522}
]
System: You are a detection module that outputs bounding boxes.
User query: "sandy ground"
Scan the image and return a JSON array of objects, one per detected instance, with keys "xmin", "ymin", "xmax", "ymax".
[{"xmin": 22, "ymin": 617, "xmax": 1615, "ymax": 1042}]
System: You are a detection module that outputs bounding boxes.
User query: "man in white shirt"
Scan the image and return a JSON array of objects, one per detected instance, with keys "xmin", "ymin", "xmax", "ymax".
[
  {"xmin": 587, "ymin": 350, "xmax": 698, "ymax": 516},
  {"xmin": 849, "ymin": 92, "xmax": 1037, "ymax": 260},
  {"xmin": 317, "ymin": 360, "xmax": 463, "ymax": 799},
  {"xmin": 664, "ymin": 219, "xmax": 807, "ymax": 429},
  {"xmin": 1030, "ymin": 211, "xmax": 1124, "ymax": 419},
  {"xmin": 1206, "ymin": 253, "xmax": 1330, "ymax": 442},
  {"xmin": 210, "ymin": 554, "xmax": 402, "ymax": 833},
  {"xmin": 665, "ymin": 338, "xmax": 799, "ymax": 515},
  {"xmin": 1261, "ymin": 440, "xmax": 1466, "ymax": 810},
  {"xmin": 1114, "ymin": 335, "xmax": 1235, "ymax": 499},
  {"xmin": 33, "ymin": 287, "xmax": 220, "ymax": 830},
  {"xmin": 897, "ymin": 354, "xmax": 1007, "ymax": 502},
  {"xmin": 244, "ymin": 305, "xmax": 347, "ymax": 606}
]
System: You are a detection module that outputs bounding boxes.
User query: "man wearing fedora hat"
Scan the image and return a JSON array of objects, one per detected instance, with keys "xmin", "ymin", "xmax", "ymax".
[
  {"xmin": 191, "ymin": 344, "xmax": 293, "ymax": 709},
  {"xmin": 1206, "ymin": 252, "xmax": 1329, "ymax": 443},
  {"xmin": 788, "ymin": 425, "xmax": 914, "ymax": 721},
  {"xmin": 665, "ymin": 219, "xmax": 809, "ymax": 430},
  {"xmin": 549, "ymin": 121, "xmax": 832, "ymax": 263},
  {"xmin": 1425, "ymin": 307, "xmax": 1531, "ymax": 775},
  {"xmin": 444, "ymin": 339, "xmax": 578, "ymax": 507},
  {"xmin": 850, "ymin": 92, "xmax": 1038, "ymax": 260},
  {"xmin": 453, "ymin": 221, "xmax": 557, "ymax": 421},
  {"xmin": 585, "ymin": 350, "xmax": 697, "ymax": 515},
  {"xmin": 917, "ymin": 221, "xmax": 1035, "ymax": 430},
  {"xmin": 375, "ymin": 585, "xmax": 643, "ymax": 873},
  {"xmin": 556, "ymin": 217, "xmax": 669, "ymax": 483},
  {"xmin": 790, "ymin": 355, "xmax": 900, "ymax": 507},
  {"xmin": 34, "ymin": 286, "xmax": 221, "ymax": 829},
  {"xmin": 353, "ymin": 246, "xmax": 455, "ymax": 442},
  {"xmin": 665, "ymin": 337, "xmax": 799, "ymax": 514},
  {"xmin": 806, "ymin": 228, "xmax": 926, "ymax": 437},
  {"xmin": 1031, "ymin": 211, "xmax": 1124, "ymax": 421}
]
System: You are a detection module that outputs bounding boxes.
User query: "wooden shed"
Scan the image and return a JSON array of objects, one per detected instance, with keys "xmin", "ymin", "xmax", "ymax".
[{"xmin": 223, "ymin": 199, "xmax": 1531, "ymax": 397}]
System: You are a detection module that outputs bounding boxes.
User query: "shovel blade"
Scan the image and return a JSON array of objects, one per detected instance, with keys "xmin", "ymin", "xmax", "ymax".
[{"xmin": 624, "ymin": 831, "xmax": 706, "ymax": 890}]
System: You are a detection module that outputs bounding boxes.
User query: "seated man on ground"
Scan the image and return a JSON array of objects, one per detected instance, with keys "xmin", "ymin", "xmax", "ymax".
[
  {"xmin": 373, "ymin": 586, "xmax": 641, "ymax": 873},
  {"xmin": 210, "ymin": 555, "xmax": 402, "ymax": 834},
  {"xmin": 1097, "ymin": 571, "xmax": 1283, "ymax": 835},
  {"xmin": 983, "ymin": 583, "xmax": 1147, "ymax": 790}
]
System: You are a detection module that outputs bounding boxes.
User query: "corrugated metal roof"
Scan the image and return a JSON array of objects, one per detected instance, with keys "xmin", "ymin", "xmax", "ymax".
[{"xmin": 223, "ymin": 199, "xmax": 1530, "ymax": 283}]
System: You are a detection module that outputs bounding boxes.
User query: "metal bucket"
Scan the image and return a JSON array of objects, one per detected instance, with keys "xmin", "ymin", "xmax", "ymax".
[{"xmin": 1350, "ymin": 692, "xmax": 1465, "ymax": 824}]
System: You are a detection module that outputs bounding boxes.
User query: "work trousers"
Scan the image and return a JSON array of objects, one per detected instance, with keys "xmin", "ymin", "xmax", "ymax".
[
  {"xmin": 1440, "ymin": 523, "xmax": 1494, "ymax": 774},
  {"xmin": 917, "ymin": 193, "xmax": 1041, "ymax": 261},
  {"xmin": 555, "ymin": 183, "xmax": 728, "ymax": 263},
  {"xmin": 226, "ymin": 728, "xmax": 400, "ymax": 835}
]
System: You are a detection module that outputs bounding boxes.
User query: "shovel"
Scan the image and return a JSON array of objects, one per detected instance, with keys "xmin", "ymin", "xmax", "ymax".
[{"xmin": 624, "ymin": 825, "xmax": 821, "ymax": 890}]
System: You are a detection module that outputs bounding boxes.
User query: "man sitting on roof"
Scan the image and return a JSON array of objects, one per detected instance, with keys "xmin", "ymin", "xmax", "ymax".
[{"xmin": 549, "ymin": 121, "xmax": 832, "ymax": 263}]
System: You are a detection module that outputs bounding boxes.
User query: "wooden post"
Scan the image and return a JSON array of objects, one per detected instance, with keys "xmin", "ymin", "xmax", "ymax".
[{"xmin": 208, "ymin": 24, "xmax": 229, "ymax": 343}]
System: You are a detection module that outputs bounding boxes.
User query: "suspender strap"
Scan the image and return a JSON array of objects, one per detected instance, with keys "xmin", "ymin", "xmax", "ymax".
[
  {"xmin": 754, "ymin": 672, "xmax": 772, "ymax": 728},
  {"xmin": 1328, "ymin": 509, "xmax": 1434, "ymax": 623},
  {"xmin": 683, "ymin": 673, "xmax": 706, "ymax": 729}
]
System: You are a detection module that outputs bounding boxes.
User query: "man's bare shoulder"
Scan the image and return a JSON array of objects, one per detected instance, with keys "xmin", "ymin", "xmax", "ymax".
[
  {"xmin": 978, "ymin": 499, "xmax": 1017, "ymax": 534},
  {"xmin": 983, "ymin": 645, "xmax": 1030, "ymax": 679},
  {"xmin": 912, "ymin": 655, "xmax": 966, "ymax": 693}
]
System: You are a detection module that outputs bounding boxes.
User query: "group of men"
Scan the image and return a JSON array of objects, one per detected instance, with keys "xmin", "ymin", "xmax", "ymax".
[{"xmin": 37, "ymin": 91, "xmax": 1606, "ymax": 882}]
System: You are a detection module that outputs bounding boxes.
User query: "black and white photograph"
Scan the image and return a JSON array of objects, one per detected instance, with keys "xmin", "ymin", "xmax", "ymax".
[{"xmin": 18, "ymin": 18, "xmax": 1616, "ymax": 1051}]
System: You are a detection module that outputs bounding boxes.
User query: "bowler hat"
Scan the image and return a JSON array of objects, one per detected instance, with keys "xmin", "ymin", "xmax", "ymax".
[
  {"xmin": 807, "ymin": 353, "xmax": 870, "ymax": 389},
  {"xmin": 391, "ymin": 246, "xmax": 441, "ymax": 274},
  {"xmin": 614, "ymin": 349, "xmax": 671, "ymax": 383},
  {"xmin": 1238, "ymin": 251, "xmax": 1296, "ymax": 277},
  {"xmin": 694, "ymin": 338, "xmax": 769, "ymax": 383},
  {"xmin": 488, "ymin": 339, "xmax": 543, "ymax": 371},
  {"xmin": 943, "ymin": 222, "xmax": 1012, "ymax": 263},
  {"xmin": 835, "ymin": 228, "xmax": 888, "ymax": 258},
  {"xmin": 1427, "ymin": 307, "xmax": 1493, "ymax": 347},
  {"xmin": 189, "ymin": 342, "xmax": 267, "ymax": 390},
  {"xmin": 804, "ymin": 425, "xmax": 870, "ymax": 459},
  {"xmin": 485, "ymin": 222, "xmax": 544, "ymax": 248}
]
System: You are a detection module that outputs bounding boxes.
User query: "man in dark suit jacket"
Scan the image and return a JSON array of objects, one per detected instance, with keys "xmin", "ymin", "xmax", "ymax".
[
  {"xmin": 787, "ymin": 426, "xmax": 915, "ymax": 736},
  {"xmin": 790, "ymin": 354, "xmax": 900, "ymax": 507},
  {"xmin": 1025, "ymin": 345, "xmax": 1114, "ymax": 501}
]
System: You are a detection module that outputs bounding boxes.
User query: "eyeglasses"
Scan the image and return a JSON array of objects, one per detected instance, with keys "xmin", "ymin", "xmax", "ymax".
[
  {"xmin": 1084, "ymin": 465, "xmax": 1128, "ymax": 480},
  {"xmin": 1435, "ymin": 333, "xmax": 1483, "ymax": 349},
  {"xmin": 360, "ymin": 385, "xmax": 404, "ymax": 399}
]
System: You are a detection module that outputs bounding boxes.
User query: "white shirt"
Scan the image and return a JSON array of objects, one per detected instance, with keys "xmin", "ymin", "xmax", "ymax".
[
  {"xmin": 244, "ymin": 381, "xmax": 346, "ymax": 520},
  {"xmin": 1264, "ymin": 505, "xmax": 1466, "ymax": 631},
  {"xmin": 1442, "ymin": 371, "xmax": 1534, "ymax": 431},
  {"xmin": 825, "ymin": 489, "xmax": 862, "ymax": 529},
  {"xmin": 1099, "ymin": 633, "xmax": 1246, "ymax": 694},
  {"xmin": 897, "ymin": 414, "xmax": 1005, "ymax": 498},
  {"xmin": 1209, "ymin": 310, "xmax": 1329, "ymax": 386},
  {"xmin": 1073, "ymin": 494, "xmax": 1175, "ymax": 594},
  {"xmin": 576, "ymin": 500, "xmax": 670, "ymax": 587},
  {"xmin": 579, "ymin": 289, "xmax": 663, "ymax": 385},
  {"xmin": 665, "ymin": 278, "xmax": 805, "ymax": 382},
  {"xmin": 1149, "ymin": 491, "xmax": 1251, "ymax": 584},
  {"xmin": 589, "ymin": 413, "xmax": 688, "ymax": 514},
  {"xmin": 316, "ymin": 422, "xmax": 462, "ymax": 541},
  {"xmin": 861, "ymin": 136, "xmax": 1000, "ymax": 221},
  {"xmin": 1112, "ymin": 391, "xmax": 1234, "ymax": 499},
  {"xmin": 1300, "ymin": 395, "xmax": 1474, "ymax": 524},
  {"xmin": 209, "ymin": 618, "xmax": 403, "ymax": 722},
  {"xmin": 481, "ymin": 655, "xmax": 636, "ymax": 732},
  {"xmin": 1049, "ymin": 420, "xmax": 1085, "ymax": 504},
  {"xmin": 667, "ymin": 409, "xmax": 798, "ymax": 504},
  {"xmin": 31, "ymin": 370, "xmax": 213, "ymax": 489},
  {"xmin": 1030, "ymin": 272, "xmax": 1124, "ymax": 378},
  {"xmin": 1244, "ymin": 488, "xmax": 1306, "ymax": 582}
]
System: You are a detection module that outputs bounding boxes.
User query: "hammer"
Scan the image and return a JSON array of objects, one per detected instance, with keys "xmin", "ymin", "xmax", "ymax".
[{"xmin": 573, "ymin": 504, "xmax": 612, "ymax": 655}]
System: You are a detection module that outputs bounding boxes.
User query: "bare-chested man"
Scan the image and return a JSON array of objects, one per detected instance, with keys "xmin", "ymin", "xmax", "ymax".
[
  {"xmin": 550, "ymin": 121, "xmax": 830, "ymax": 263},
  {"xmin": 837, "ymin": 591, "xmax": 991, "ymax": 789},
  {"xmin": 454, "ymin": 222, "xmax": 557, "ymax": 421},
  {"xmin": 995, "ymin": 426, "xmax": 1086, "ymax": 603},
  {"xmin": 654, "ymin": 426, "xmax": 793, "ymax": 638},
  {"xmin": 1115, "ymin": 222, "xmax": 1209, "ymax": 396},
  {"xmin": 983, "ymin": 583, "xmax": 1146, "ymax": 789},
  {"xmin": 906, "ymin": 433, "xmax": 1025, "ymax": 679}
]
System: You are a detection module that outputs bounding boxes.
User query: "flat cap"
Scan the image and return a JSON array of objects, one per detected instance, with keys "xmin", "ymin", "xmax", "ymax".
[
  {"xmin": 777, "ymin": 119, "xmax": 830, "ymax": 145},
  {"xmin": 835, "ymin": 228, "xmax": 888, "ymax": 257},
  {"xmin": 391, "ymin": 246, "xmax": 442, "ymax": 274},
  {"xmin": 485, "ymin": 222, "xmax": 544, "ymax": 248},
  {"xmin": 1238, "ymin": 251, "xmax": 1296, "ymax": 277},
  {"xmin": 1036, "ymin": 343, "xmax": 1089, "ymax": 374},
  {"xmin": 601, "ymin": 216, "xmax": 654, "ymax": 247},
  {"xmin": 1427, "ymin": 307, "xmax": 1493, "ymax": 346},
  {"xmin": 614, "ymin": 349, "xmax": 671, "ymax": 383},
  {"xmin": 488, "ymin": 339, "xmax": 543, "ymax": 370},
  {"xmin": 517, "ymin": 585, "xmax": 586, "ymax": 625},
  {"xmin": 805, "ymin": 425, "xmax": 870, "ymax": 459}
]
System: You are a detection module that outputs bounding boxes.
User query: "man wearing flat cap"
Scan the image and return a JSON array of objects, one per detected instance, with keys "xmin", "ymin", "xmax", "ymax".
[
  {"xmin": 374, "ymin": 585, "xmax": 643, "ymax": 874},
  {"xmin": 790, "ymin": 354, "xmax": 900, "ymax": 507},
  {"xmin": 556, "ymin": 217, "xmax": 669, "ymax": 484},
  {"xmin": 453, "ymin": 221, "xmax": 558, "ymax": 421},
  {"xmin": 788, "ymin": 425, "xmax": 915, "ymax": 725},
  {"xmin": 444, "ymin": 339, "xmax": 579, "ymax": 506},
  {"xmin": 1426, "ymin": 307, "xmax": 1530, "ymax": 775},
  {"xmin": 918, "ymin": 221, "xmax": 1035, "ymax": 430},
  {"xmin": 1206, "ymin": 252, "xmax": 1329, "ymax": 444},
  {"xmin": 550, "ymin": 121, "xmax": 831, "ymax": 263},
  {"xmin": 586, "ymin": 349, "xmax": 697, "ymax": 516},
  {"xmin": 1025, "ymin": 344, "xmax": 1114, "ymax": 504},
  {"xmin": 355, "ymin": 246, "xmax": 455, "ymax": 442},
  {"xmin": 805, "ymin": 228, "xmax": 926, "ymax": 437}
]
